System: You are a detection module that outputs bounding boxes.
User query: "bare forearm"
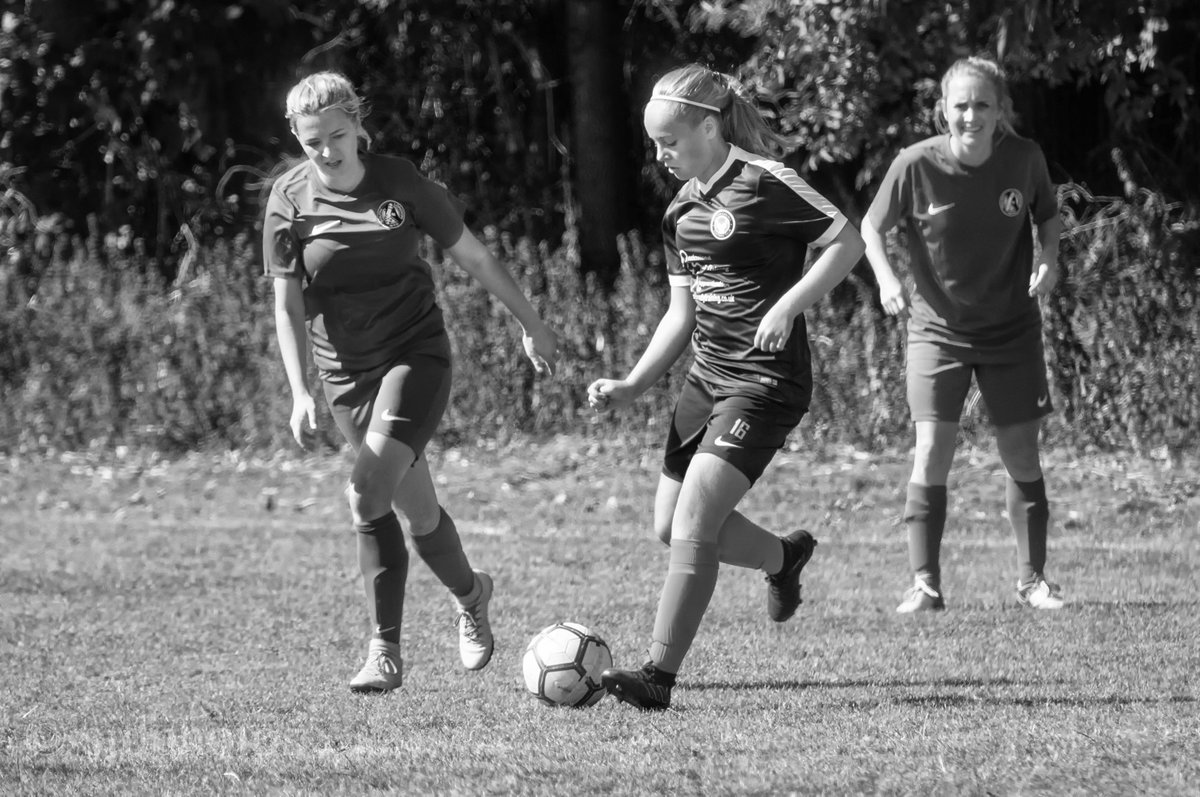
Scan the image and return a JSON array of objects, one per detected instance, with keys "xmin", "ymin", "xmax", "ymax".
[
  {"xmin": 775, "ymin": 228, "xmax": 865, "ymax": 319},
  {"xmin": 274, "ymin": 307, "xmax": 310, "ymax": 397},
  {"xmin": 861, "ymin": 222, "xmax": 897, "ymax": 283},
  {"xmin": 1037, "ymin": 215, "xmax": 1061, "ymax": 264},
  {"xmin": 624, "ymin": 310, "xmax": 692, "ymax": 393}
]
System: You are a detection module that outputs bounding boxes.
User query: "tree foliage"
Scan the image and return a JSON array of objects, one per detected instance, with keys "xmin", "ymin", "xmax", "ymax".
[
  {"xmin": 677, "ymin": 0, "xmax": 1199, "ymax": 210},
  {"xmin": 0, "ymin": 0, "xmax": 1196, "ymax": 277}
]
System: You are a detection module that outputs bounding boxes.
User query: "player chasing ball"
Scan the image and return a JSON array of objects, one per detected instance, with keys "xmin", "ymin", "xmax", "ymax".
[
  {"xmin": 588, "ymin": 64, "xmax": 866, "ymax": 711},
  {"xmin": 263, "ymin": 71, "xmax": 558, "ymax": 693}
]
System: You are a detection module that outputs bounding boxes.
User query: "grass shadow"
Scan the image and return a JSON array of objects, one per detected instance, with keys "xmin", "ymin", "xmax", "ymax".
[{"xmin": 689, "ymin": 676, "xmax": 1027, "ymax": 693}]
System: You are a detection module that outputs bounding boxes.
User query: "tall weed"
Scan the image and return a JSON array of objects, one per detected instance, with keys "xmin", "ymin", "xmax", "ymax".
[{"xmin": 1, "ymin": 176, "xmax": 1197, "ymax": 455}]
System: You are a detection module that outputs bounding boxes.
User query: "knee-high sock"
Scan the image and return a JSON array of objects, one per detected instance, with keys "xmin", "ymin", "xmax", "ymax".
[
  {"xmin": 648, "ymin": 539, "xmax": 720, "ymax": 675},
  {"xmin": 905, "ymin": 483, "xmax": 947, "ymax": 583},
  {"xmin": 1007, "ymin": 476, "xmax": 1049, "ymax": 583},
  {"xmin": 356, "ymin": 511, "xmax": 408, "ymax": 644},
  {"xmin": 409, "ymin": 507, "xmax": 475, "ymax": 598}
]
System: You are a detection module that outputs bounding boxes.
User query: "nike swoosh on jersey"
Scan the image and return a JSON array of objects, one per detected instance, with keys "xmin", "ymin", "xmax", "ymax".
[
  {"xmin": 380, "ymin": 410, "xmax": 413, "ymax": 423},
  {"xmin": 311, "ymin": 220, "xmax": 341, "ymax": 235},
  {"xmin": 927, "ymin": 202, "xmax": 955, "ymax": 215},
  {"xmin": 713, "ymin": 436, "xmax": 743, "ymax": 449}
]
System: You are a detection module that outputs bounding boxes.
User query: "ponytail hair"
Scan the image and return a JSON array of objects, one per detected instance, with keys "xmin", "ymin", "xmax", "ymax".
[
  {"xmin": 934, "ymin": 56, "xmax": 1017, "ymax": 140},
  {"xmin": 649, "ymin": 64, "xmax": 789, "ymax": 159},
  {"xmin": 285, "ymin": 71, "xmax": 372, "ymax": 149}
]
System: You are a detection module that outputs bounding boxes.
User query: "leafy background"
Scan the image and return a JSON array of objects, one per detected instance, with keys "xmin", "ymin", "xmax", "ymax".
[{"xmin": 1, "ymin": 0, "xmax": 1198, "ymax": 456}]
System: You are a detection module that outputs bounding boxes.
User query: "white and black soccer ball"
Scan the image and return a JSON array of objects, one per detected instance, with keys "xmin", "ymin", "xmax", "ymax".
[{"xmin": 522, "ymin": 621, "xmax": 613, "ymax": 708}]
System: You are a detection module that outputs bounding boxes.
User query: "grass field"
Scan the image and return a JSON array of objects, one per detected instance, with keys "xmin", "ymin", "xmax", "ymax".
[{"xmin": 2, "ymin": 435, "xmax": 1197, "ymax": 795}]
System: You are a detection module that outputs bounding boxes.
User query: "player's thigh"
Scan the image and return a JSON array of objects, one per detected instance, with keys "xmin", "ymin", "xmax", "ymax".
[
  {"xmin": 324, "ymin": 353, "xmax": 451, "ymax": 454},
  {"xmin": 366, "ymin": 353, "xmax": 452, "ymax": 455},
  {"xmin": 906, "ymin": 340, "xmax": 973, "ymax": 423},
  {"xmin": 661, "ymin": 374, "xmax": 717, "ymax": 483},
  {"xmin": 692, "ymin": 389, "xmax": 803, "ymax": 486},
  {"xmin": 672, "ymin": 453, "xmax": 752, "ymax": 544},
  {"xmin": 975, "ymin": 353, "xmax": 1052, "ymax": 427}
]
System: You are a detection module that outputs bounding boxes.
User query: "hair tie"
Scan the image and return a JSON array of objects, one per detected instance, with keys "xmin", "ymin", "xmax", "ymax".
[{"xmin": 650, "ymin": 94, "xmax": 721, "ymax": 113}]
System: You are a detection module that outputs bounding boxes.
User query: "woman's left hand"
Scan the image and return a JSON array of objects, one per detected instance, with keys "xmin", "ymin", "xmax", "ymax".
[
  {"xmin": 1029, "ymin": 261, "xmax": 1059, "ymax": 297},
  {"xmin": 754, "ymin": 307, "xmax": 795, "ymax": 353},
  {"xmin": 523, "ymin": 324, "xmax": 559, "ymax": 376}
]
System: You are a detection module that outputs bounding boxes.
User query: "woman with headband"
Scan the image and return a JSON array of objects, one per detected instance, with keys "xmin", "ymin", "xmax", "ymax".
[{"xmin": 587, "ymin": 64, "xmax": 865, "ymax": 710}]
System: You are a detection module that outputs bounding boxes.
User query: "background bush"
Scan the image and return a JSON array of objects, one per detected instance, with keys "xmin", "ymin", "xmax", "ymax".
[{"xmin": 2, "ymin": 162, "xmax": 1196, "ymax": 457}]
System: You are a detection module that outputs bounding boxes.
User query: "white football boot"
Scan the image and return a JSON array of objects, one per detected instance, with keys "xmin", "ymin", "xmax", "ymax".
[
  {"xmin": 1017, "ymin": 575, "xmax": 1065, "ymax": 609},
  {"xmin": 453, "ymin": 570, "xmax": 494, "ymax": 670},
  {"xmin": 349, "ymin": 639, "xmax": 403, "ymax": 693}
]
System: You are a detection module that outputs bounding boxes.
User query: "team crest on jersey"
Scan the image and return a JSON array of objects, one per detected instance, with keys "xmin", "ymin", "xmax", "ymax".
[
  {"xmin": 709, "ymin": 209, "xmax": 736, "ymax": 240},
  {"xmin": 998, "ymin": 189, "xmax": 1024, "ymax": 217},
  {"xmin": 374, "ymin": 199, "xmax": 406, "ymax": 228}
]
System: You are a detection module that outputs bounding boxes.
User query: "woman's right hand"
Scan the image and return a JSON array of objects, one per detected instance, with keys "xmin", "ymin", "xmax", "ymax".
[
  {"xmin": 587, "ymin": 378, "xmax": 637, "ymax": 413},
  {"xmin": 289, "ymin": 394, "xmax": 318, "ymax": 449},
  {"xmin": 877, "ymin": 272, "xmax": 910, "ymax": 317}
]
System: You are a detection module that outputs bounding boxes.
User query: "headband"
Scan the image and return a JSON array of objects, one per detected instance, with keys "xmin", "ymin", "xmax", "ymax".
[{"xmin": 650, "ymin": 94, "xmax": 721, "ymax": 113}]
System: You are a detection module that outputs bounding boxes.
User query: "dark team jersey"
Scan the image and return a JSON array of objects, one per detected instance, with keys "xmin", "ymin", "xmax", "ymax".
[
  {"xmin": 262, "ymin": 152, "xmax": 465, "ymax": 378},
  {"xmin": 661, "ymin": 145, "xmax": 846, "ymax": 396},
  {"xmin": 866, "ymin": 134, "xmax": 1057, "ymax": 357}
]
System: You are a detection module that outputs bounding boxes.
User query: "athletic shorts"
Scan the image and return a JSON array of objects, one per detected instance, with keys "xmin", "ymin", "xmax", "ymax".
[
  {"xmin": 662, "ymin": 371, "xmax": 806, "ymax": 485},
  {"xmin": 906, "ymin": 338, "xmax": 1053, "ymax": 427},
  {"xmin": 322, "ymin": 347, "xmax": 452, "ymax": 454}
]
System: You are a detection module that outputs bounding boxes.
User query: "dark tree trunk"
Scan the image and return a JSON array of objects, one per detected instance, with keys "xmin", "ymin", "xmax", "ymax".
[{"xmin": 566, "ymin": 0, "xmax": 628, "ymax": 288}]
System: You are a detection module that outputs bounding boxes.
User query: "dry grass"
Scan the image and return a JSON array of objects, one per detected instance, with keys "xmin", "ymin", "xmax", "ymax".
[{"xmin": 2, "ymin": 436, "xmax": 1197, "ymax": 795}]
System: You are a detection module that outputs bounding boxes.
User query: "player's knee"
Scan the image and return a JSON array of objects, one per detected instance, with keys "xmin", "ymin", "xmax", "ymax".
[
  {"xmin": 344, "ymin": 478, "xmax": 392, "ymax": 527},
  {"xmin": 399, "ymin": 503, "xmax": 441, "ymax": 537},
  {"xmin": 913, "ymin": 438, "xmax": 954, "ymax": 479}
]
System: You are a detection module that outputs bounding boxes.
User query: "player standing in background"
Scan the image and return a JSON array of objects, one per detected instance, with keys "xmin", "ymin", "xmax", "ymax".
[
  {"xmin": 587, "ymin": 64, "xmax": 865, "ymax": 711},
  {"xmin": 263, "ymin": 71, "xmax": 558, "ymax": 692},
  {"xmin": 861, "ymin": 56, "xmax": 1064, "ymax": 613}
]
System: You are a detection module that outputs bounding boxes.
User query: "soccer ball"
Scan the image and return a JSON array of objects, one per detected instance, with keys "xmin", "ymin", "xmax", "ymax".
[{"xmin": 522, "ymin": 622, "xmax": 613, "ymax": 708}]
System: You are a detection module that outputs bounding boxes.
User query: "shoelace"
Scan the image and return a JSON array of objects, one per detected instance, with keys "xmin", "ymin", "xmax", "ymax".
[
  {"xmin": 907, "ymin": 580, "xmax": 940, "ymax": 599},
  {"xmin": 455, "ymin": 605, "xmax": 484, "ymax": 643},
  {"xmin": 365, "ymin": 649, "xmax": 399, "ymax": 675}
]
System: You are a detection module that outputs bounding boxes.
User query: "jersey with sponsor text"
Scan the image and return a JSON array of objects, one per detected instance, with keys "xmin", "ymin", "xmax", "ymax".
[
  {"xmin": 262, "ymin": 152, "xmax": 464, "ymax": 379},
  {"xmin": 661, "ymin": 146, "xmax": 846, "ymax": 398},
  {"xmin": 866, "ymin": 134, "xmax": 1057, "ymax": 357}
]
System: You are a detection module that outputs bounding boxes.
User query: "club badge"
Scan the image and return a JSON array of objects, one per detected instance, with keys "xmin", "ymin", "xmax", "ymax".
[
  {"xmin": 998, "ymin": 189, "xmax": 1023, "ymax": 217},
  {"xmin": 710, "ymin": 209, "xmax": 736, "ymax": 240},
  {"xmin": 375, "ymin": 199, "xmax": 406, "ymax": 228}
]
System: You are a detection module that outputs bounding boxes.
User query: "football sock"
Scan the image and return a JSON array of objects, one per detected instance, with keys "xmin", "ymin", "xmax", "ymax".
[
  {"xmin": 904, "ymin": 482, "xmax": 947, "ymax": 584},
  {"xmin": 410, "ymin": 507, "xmax": 475, "ymax": 598},
  {"xmin": 1007, "ymin": 476, "xmax": 1049, "ymax": 584},
  {"xmin": 709, "ymin": 510, "xmax": 785, "ymax": 572},
  {"xmin": 648, "ymin": 538, "xmax": 720, "ymax": 675},
  {"xmin": 355, "ymin": 510, "xmax": 408, "ymax": 645}
]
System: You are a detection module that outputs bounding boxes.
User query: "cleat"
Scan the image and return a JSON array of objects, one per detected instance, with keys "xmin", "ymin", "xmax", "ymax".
[
  {"xmin": 601, "ymin": 663, "xmax": 673, "ymax": 711},
  {"xmin": 896, "ymin": 577, "xmax": 945, "ymax": 613},
  {"xmin": 766, "ymin": 529, "xmax": 817, "ymax": 622},
  {"xmin": 454, "ymin": 570, "xmax": 495, "ymax": 670},
  {"xmin": 1017, "ymin": 575, "xmax": 1064, "ymax": 610},
  {"xmin": 349, "ymin": 639, "xmax": 403, "ymax": 693}
]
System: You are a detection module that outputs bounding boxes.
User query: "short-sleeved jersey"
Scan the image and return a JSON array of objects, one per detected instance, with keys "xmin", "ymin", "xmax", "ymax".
[
  {"xmin": 262, "ymin": 152, "xmax": 465, "ymax": 378},
  {"xmin": 661, "ymin": 145, "xmax": 846, "ymax": 397},
  {"xmin": 866, "ymin": 134, "xmax": 1057, "ymax": 356}
]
